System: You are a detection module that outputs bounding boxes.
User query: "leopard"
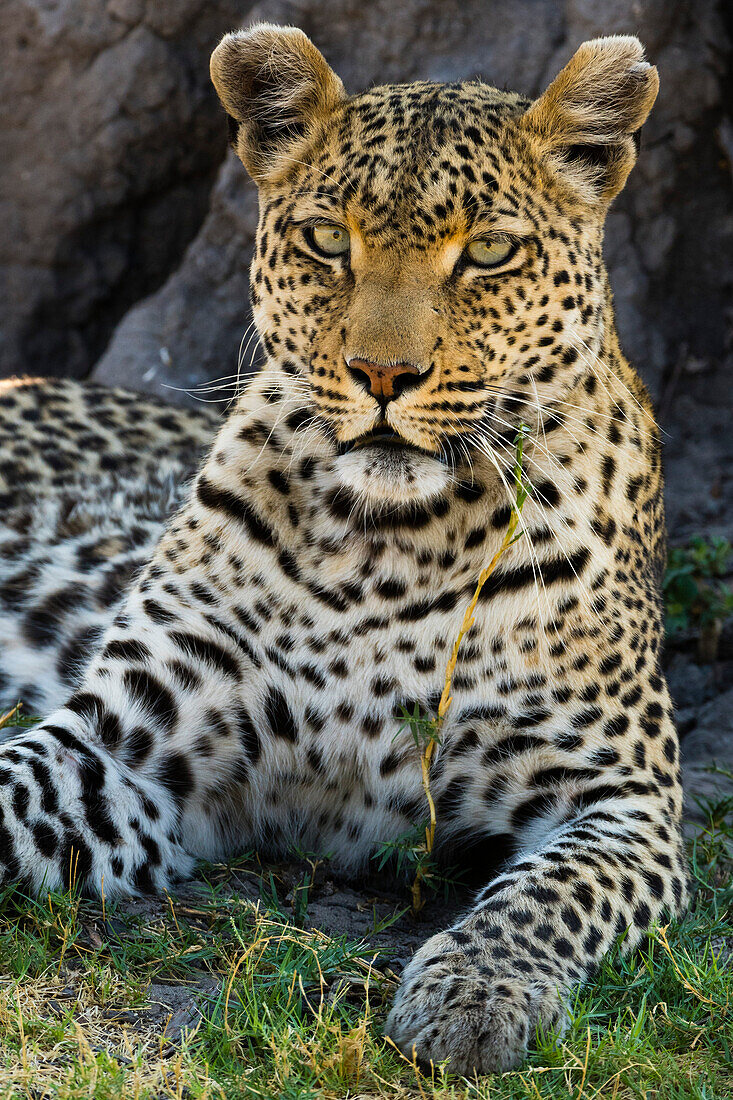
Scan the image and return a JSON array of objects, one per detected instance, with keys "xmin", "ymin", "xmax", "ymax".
[{"xmin": 0, "ymin": 25, "xmax": 689, "ymax": 1074}]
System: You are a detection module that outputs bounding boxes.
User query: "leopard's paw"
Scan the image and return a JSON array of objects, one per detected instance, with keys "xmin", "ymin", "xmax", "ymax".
[{"xmin": 385, "ymin": 931, "xmax": 566, "ymax": 1075}]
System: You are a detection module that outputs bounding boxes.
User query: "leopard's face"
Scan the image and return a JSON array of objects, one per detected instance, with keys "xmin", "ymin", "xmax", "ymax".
[{"xmin": 212, "ymin": 27, "xmax": 657, "ymax": 506}]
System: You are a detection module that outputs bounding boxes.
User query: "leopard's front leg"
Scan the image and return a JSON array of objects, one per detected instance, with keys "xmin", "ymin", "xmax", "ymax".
[
  {"xmin": 387, "ymin": 788, "xmax": 688, "ymax": 1073},
  {"xmin": 0, "ymin": 716, "xmax": 196, "ymax": 895}
]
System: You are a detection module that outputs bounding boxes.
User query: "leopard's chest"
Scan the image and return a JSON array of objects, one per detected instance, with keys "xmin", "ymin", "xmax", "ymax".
[
  {"xmin": 191, "ymin": 585, "xmax": 539, "ymax": 868},
  {"xmin": 166, "ymin": 483, "xmax": 593, "ymax": 866}
]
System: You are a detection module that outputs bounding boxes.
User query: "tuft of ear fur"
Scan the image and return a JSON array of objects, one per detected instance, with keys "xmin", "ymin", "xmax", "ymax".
[
  {"xmin": 210, "ymin": 23, "xmax": 346, "ymax": 182},
  {"xmin": 519, "ymin": 36, "xmax": 659, "ymax": 204}
]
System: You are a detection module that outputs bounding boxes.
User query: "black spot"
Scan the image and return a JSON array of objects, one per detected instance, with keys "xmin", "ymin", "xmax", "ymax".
[
  {"xmin": 98, "ymin": 710, "xmax": 123, "ymax": 749},
  {"xmin": 32, "ymin": 821, "xmax": 58, "ymax": 858},
  {"xmin": 601, "ymin": 455, "xmax": 616, "ymax": 496},
  {"xmin": 278, "ymin": 549, "xmax": 301, "ymax": 581},
  {"xmin": 12, "ymin": 783, "xmax": 29, "ymax": 822},
  {"xmin": 465, "ymin": 526, "xmax": 486, "ymax": 549},
  {"xmin": 157, "ymin": 752, "xmax": 194, "ymax": 804},
  {"xmin": 603, "ymin": 714, "xmax": 629, "ymax": 738},
  {"xmin": 197, "ymin": 475, "xmax": 276, "ymax": 547},
  {"xmin": 264, "ymin": 688, "xmax": 298, "ymax": 742},
  {"xmin": 23, "ymin": 584, "xmax": 89, "ymax": 648},
  {"xmin": 491, "ymin": 505, "xmax": 512, "ymax": 529},
  {"xmin": 103, "ymin": 638, "xmax": 153, "ymax": 664},
  {"xmin": 478, "ymin": 548, "xmax": 590, "ymax": 603},
  {"xmin": 375, "ymin": 577, "xmax": 407, "ymax": 600},
  {"xmin": 123, "ymin": 669, "xmax": 178, "ymax": 732},
  {"xmin": 633, "ymin": 901, "xmax": 651, "ymax": 928},
  {"xmin": 170, "ymin": 632, "xmax": 240, "ymax": 678},
  {"xmin": 125, "ymin": 726, "xmax": 154, "ymax": 767},
  {"xmin": 511, "ymin": 792, "xmax": 552, "ymax": 830},
  {"xmin": 455, "ymin": 481, "xmax": 485, "ymax": 503},
  {"xmin": 642, "ymin": 870, "xmax": 665, "ymax": 900},
  {"xmin": 533, "ymin": 480, "xmax": 560, "ymax": 508},
  {"xmin": 143, "ymin": 598, "xmax": 177, "ymax": 625},
  {"xmin": 236, "ymin": 707, "xmax": 261, "ymax": 763},
  {"xmin": 268, "ymin": 469, "xmax": 290, "ymax": 494},
  {"xmin": 397, "ymin": 590, "xmax": 459, "ymax": 621}
]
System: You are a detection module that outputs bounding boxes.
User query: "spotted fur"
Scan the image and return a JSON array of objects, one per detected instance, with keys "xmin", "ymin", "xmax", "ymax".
[{"xmin": 0, "ymin": 28, "xmax": 687, "ymax": 1073}]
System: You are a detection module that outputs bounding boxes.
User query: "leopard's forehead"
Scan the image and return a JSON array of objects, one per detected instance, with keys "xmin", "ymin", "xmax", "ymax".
[
  {"xmin": 287, "ymin": 81, "xmax": 533, "ymax": 243},
  {"xmin": 330, "ymin": 80, "xmax": 529, "ymax": 173},
  {"xmin": 343, "ymin": 79, "xmax": 528, "ymax": 131}
]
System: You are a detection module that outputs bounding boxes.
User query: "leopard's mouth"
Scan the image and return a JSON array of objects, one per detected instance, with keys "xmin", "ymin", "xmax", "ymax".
[{"xmin": 339, "ymin": 426, "xmax": 444, "ymax": 461}]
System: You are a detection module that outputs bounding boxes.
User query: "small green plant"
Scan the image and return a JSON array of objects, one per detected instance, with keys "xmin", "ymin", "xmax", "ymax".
[
  {"xmin": 664, "ymin": 535, "xmax": 733, "ymax": 660},
  {"xmin": 379, "ymin": 426, "xmax": 531, "ymax": 914},
  {"xmin": 0, "ymin": 703, "xmax": 39, "ymax": 733},
  {"xmin": 290, "ymin": 851, "xmax": 329, "ymax": 927},
  {"xmin": 371, "ymin": 728, "xmax": 462, "ymax": 903}
]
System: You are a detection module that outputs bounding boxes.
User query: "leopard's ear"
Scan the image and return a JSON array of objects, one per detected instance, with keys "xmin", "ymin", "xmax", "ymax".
[
  {"xmin": 519, "ymin": 36, "xmax": 659, "ymax": 205},
  {"xmin": 210, "ymin": 23, "xmax": 346, "ymax": 183}
]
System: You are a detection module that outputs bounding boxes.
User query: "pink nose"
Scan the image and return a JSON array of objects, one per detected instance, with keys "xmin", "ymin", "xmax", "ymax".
[{"xmin": 346, "ymin": 358, "xmax": 422, "ymax": 402}]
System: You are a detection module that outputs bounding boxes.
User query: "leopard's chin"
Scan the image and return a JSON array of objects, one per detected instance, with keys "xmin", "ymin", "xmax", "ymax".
[{"xmin": 335, "ymin": 440, "xmax": 450, "ymax": 506}]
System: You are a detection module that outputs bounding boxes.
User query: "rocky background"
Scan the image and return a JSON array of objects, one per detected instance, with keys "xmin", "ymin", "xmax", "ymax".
[{"xmin": 2, "ymin": 0, "xmax": 732, "ymax": 804}]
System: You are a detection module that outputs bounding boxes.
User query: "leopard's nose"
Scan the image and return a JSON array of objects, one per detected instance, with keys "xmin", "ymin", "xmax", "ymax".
[{"xmin": 346, "ymin": 357, "xmax": 423, "ymax": 405}]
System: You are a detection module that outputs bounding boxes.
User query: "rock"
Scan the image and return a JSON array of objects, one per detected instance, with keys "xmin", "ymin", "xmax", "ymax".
[
  {"xmin": 662, "ymin": 372, "xmax": 733, "ymax": 544},
  {"xmin": 681, "ymin": 688, "xmax": 733, "ymax": 819},
  {"xmin": 0, "ymin": 0, "xmax": 248, "ymax": 382},
  {"xmin": 681, "ymin": 689, "xmax": 733, "ymax": 766},
  {"xmin": 159, "ymin": 979, "xmax": 219, "ymax": 1044},
  {"xmin": 665, "ymin": 653, "xmax": 718, "ymax": 712},
  {"xmin": 93, "ymin": 152, "xmax": 260, "ymax": 403}
]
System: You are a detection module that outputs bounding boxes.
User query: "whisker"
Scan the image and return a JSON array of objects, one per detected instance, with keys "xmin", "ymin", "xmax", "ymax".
[
  {"xmin": 482, "ymin": 383, "xmax": 642, "ymax": 442},
  {"xmin": 467, "ymin": 432, "xmax": 552, "ymax": 649},
  {"xmin": 473, "ymin": 428, "xmax": 597, "ymax": 622},
  {"xmin": 266, "ymin": 154, "xmax": 346, "ymax": 191},
  {"xmin": 567, "ymin": 327, "xmax": 660, "ymax": 433}
]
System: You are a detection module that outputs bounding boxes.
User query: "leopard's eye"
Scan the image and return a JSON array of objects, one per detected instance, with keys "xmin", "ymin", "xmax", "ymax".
[
  {"xmin": 465, "ymin": 238, "xmax": 517, "ymax": 268},
  {"xmin": 307, "ymin": 224, "xmax": 350, "ymax": 257}
]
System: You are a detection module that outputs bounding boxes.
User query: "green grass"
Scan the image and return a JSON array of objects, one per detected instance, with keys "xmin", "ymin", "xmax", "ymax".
[{"xmin": 0, "ymin": 796, "xmax": 731, "ymax": 1099}]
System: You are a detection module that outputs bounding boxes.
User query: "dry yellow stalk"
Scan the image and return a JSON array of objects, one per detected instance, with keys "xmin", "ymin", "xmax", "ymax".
[{"xmin": 411, "ymin": 426, "xmax": 529, "ymax": 912}]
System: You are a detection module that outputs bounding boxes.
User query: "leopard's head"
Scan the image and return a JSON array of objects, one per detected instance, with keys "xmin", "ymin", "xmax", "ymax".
[{"xmin": 211, "ymin": 25, "xmax": 657, "ymax": 507}]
